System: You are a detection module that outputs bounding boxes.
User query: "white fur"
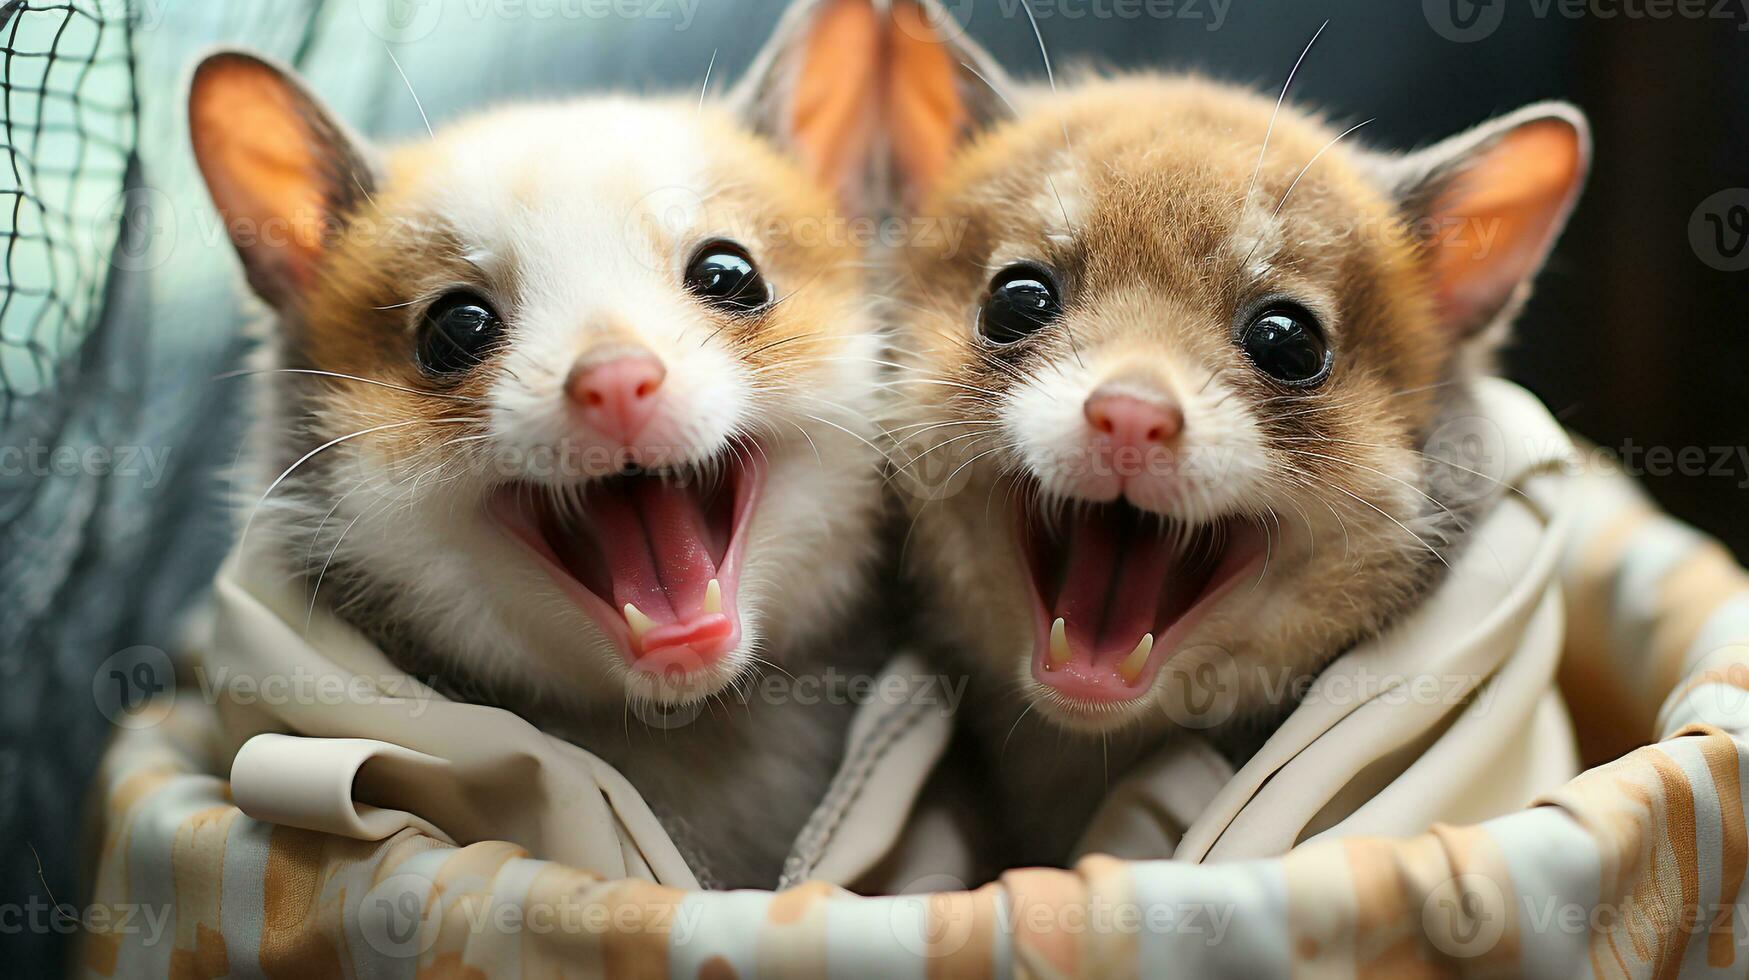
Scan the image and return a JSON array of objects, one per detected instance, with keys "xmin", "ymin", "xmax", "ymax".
[
  {"xmin": 1001, "ymin": 330, "xmax": 1274, "ymax": 525},
  {"xmin": 265, "ymin": 99, "xmax": 884, "ymax": 713}
]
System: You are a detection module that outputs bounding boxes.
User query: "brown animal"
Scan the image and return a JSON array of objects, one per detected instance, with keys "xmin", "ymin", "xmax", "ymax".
[{"xmin": 874, "ymin": 1, "xmax": 1588, "ymax": 867}]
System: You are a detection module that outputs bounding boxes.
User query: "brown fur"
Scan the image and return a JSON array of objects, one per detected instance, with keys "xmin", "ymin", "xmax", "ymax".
[
  {"xmin": 897, "ymin": 76, "xmax": 1453, "ymax": 710},
  {"xmin": 279, "ymin": 112, "xmax": 862, "ymax": 489},
  {"xmin": 881, "ymin": 59, "xmax": 1585, "ymax": 870}
]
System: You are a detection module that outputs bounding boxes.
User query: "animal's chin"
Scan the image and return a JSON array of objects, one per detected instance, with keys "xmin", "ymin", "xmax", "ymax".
[
  {"xmin": 1014, "ymin": 481, "xmax": 1266, "ymax": 729},
  {"xmin": 488, "ymin": 447, "xmax": 766, "ymax": 704}
]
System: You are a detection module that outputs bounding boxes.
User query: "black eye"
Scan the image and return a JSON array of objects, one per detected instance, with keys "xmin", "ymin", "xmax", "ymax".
[
  {"xmin": 980, "ymin": 264, "xmax": 1062, "ymax": 345},
  {"xmin": 417, "ymin": 292, "xmax": 505, "ymax": 376},
  {"xmin": 685, "ymin": 241, "xmax": 770, "ymax": 313},
  {"xmin": 1240, "ymin": 305, "xmax": 1331, "ymax": 386}
]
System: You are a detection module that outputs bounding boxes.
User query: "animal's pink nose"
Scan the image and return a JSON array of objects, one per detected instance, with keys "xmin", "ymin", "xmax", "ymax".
[
  {"xmin": 566, "ymin": 353, "xmax": 667, "ymax": 442},
  {"xmin": 1084, "ymin": 392, "xmax": 1184, "ymax": 448}
]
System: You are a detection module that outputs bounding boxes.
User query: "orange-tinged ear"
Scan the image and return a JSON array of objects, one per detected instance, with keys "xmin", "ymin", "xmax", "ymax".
[
  {"xmin": 1386, "ymin": 103, "xmax": 1589, "ymax": 341},
  {"xmin": 189, "ymin": 51, "xmax": 377, "ymax": 310},
  {"xmin": 731, "ymin": 0, "xmax": 1013, "ymax": 210},
  {"xmin": 885, "ymin": 0, "xmax": 1015, "ymax": 205},
  {"xmin": 731, "ymin": 0, "xmax": 883, "ymax": 209},
  {"xmin": 789, "ymin": 0, "xmax": 883, "ymax": 201},
  {"xmin": 888, "ymin": 0, "xmax": 967, "ymax": 200}
]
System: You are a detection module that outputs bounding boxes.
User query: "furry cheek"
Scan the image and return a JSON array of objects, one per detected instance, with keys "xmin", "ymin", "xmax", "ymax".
[
  {"xmin": 1001, "ymin": 359, "xmax": 1122, "ymax": 502},
  {"xmin": 998, "ymin": 351, "xmax": 1277, "ymax": 525},
  {"xmin": 483, "ymin": 318, "xmax": 752, "ymax": 481}
]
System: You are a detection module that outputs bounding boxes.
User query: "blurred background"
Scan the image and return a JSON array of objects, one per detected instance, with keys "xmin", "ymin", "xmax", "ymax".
[{"xmin": 2, "ymin": 0, "xmax": 1745, "ymax": 972}]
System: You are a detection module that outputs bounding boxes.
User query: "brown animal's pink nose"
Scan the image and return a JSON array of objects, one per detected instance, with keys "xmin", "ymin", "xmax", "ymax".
[
  {"xmin": 1084, "ymin": 392, "xmax": 1184, "ymax": 448},
  {"xmin": 566, "ymin": 353, "xmax": 667, "ymax": 443}
]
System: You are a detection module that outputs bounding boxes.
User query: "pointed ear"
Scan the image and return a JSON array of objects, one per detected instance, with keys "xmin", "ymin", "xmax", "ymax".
[
  {"xmin": 1378, "ymin": 102, "xmax": 1589, "ymax": 343},
  {"xmin": 884, "ymin": 0, "xmax": 1017, "ymax": 205},
  {"xmin": 729, "ymin": 0, "xmax": 1015, "ymax": 210},
  {"xmin": 729, "ymin": 0, "xmax": 886, "ymax": 209},
  {"xmin": 188, "ymin": 51, "xmax": 379, "ymax": 311}
]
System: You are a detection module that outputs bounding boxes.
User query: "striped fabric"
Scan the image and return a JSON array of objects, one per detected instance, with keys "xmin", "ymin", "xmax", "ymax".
[{"xmin": 79, "ymin": 459, "xmax": 1749, "ymax": 978}]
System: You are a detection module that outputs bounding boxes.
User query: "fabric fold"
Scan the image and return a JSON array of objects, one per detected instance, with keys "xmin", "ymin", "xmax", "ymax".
[
  {"xmin": 78, "ymin": 376, "xmax": 1749, "ymax": 977},
  {"xmin": 1078, "ymin": 378, "xmax": 1582, "ymax": 863}
]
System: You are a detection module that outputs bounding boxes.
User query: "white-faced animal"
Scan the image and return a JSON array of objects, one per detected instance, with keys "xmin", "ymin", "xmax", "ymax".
[{"xmin": 187, "ymin": 0, "xmax": 895, "ymax": 887}]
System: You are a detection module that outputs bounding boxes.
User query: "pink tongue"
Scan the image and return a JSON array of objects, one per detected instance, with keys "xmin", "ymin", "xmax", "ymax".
[
  {"xmin": 589, "ymin": 480, "xmax": 720, "ymax": 624},
  {"xmin": 1052, "ymin": 510, "xmax": 1176, "ymax": 662}
]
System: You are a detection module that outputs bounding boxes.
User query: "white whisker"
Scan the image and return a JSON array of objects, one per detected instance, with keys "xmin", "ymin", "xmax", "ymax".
[
  {"xmin": 1274, "ymin": 118, "xmax": 1375, "ymax": 217},
  {"xmin": 385, "ymin": 46, "xmax": 434, "ymax": 139},
  {"xmin": 1246, "ymin": 19, "xmax": 1328, "ymax": 207}
]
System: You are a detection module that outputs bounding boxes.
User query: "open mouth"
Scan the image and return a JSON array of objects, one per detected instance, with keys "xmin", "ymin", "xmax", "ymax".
[
  {"xmin": 490, "ymin": 452, "xmax": 764, "ymax": 681},
  {"xmin": 1021, "ymin": 491, "xmax": 1266, "ymax": 707}
]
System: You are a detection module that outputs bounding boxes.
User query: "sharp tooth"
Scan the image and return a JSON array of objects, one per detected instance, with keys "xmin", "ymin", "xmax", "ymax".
[
  {"xmin": 1119, "ymin": 634, "xmax": 1155, "ymax": 683},
  {"xmin": 702, "ymin": 578, "xmax": 722, "ymax": 615},
  {"xmin": 1049, "ymin": 618, "xmax": 1070, "ymax": 666},
  {"xmin": 624, "ymin": 603, "xmax": 655, "ymax": 646}
]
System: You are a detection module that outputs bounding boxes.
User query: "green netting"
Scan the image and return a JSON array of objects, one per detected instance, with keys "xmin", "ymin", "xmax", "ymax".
[{"xmin": 0, "ymin": 0, "xmax": 135, "ymax": 422}]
